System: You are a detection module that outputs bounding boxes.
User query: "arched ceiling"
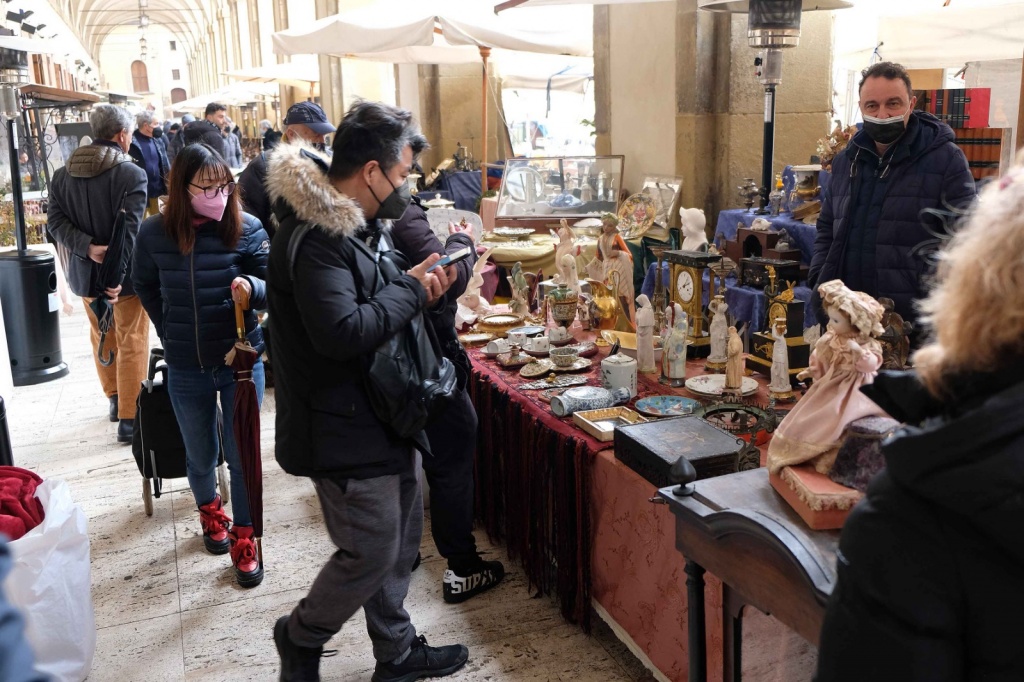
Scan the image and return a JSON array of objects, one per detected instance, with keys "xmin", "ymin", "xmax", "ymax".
[{"xmin": 52, "ymin": 0, "xmax": 215, "ymax": 60}]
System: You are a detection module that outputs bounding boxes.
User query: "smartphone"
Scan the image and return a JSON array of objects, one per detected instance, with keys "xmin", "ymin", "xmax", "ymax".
[{"xmin": 426, "ymin": 246, "xmax": 472, "ymax": 272}]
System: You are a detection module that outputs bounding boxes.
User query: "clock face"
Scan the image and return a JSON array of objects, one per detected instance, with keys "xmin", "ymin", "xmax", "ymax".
[{"xmin": 676, "ymin": 270, "xmax": 695, "ymax": 303}]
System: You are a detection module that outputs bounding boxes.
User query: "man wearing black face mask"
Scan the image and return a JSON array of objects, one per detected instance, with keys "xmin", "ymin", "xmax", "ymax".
[
  {"xmin": 265, "ymin": 100, "xmax": 470, "ymax": 681},
  {"xmin": 238, "ymin": 101, "xmax": 335, "ymax": 240},
  {"xmin": 128, "ymin": 110, "xmax": 170, "ymax": 217},
  {"xmin": 809, "ymin": 61, "xmax": 975, "ymax": 340}
]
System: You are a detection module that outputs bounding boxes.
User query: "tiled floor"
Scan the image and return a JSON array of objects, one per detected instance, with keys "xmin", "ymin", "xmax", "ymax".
[{"xmin": 7, "ymin": 305, "xmax": 657, "ymax": 681}]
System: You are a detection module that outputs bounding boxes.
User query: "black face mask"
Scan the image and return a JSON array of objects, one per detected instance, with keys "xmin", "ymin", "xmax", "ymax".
[
  {"xmin": 862, "ymin": 111, "xmax": 907, "ymax": 146},
  {"xmin": 152, "ymin": 126, "xmax": 164, "ymax": 139},
  {"xmin": 368, "ymin": 169, "xmax": 412, "ymax": 221}
]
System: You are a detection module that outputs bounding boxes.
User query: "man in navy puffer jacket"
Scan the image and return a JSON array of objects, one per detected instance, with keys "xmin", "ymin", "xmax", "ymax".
[{"xmin": 809, "ymin": 62, "xmax": 976, "ymax": 337}]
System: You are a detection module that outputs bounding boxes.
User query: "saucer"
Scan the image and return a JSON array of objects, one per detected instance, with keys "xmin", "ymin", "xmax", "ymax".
[
  {"xmin": 520, "ymin": 360, "xmax": 555, "ymax": 378},
  {"xmin": 567, "ymin": 341, "xmax": 598, "ymax": 358},
  {"xmin": 549, "ymin": 335, "xmax": 576, "ymax": 346},
  {"xmin": 551, "ymin": 357, "xmax": 593, "ymax": 373},
  {"xmin": 684, "ymin": 374, "xmax": 759, "ymax": 397},
  {"xmin": 507, "ymin": 325, "xmax": 546, "ymax": 338},
  {"xmin": 524, "ymin": 347, "xmax": 550, "ymax": 358}
]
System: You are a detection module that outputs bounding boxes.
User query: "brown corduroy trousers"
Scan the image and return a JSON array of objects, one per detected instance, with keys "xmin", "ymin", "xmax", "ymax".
[{"xmin": 82, "ymin": 294, "xmax": 150, "ymax": 420}]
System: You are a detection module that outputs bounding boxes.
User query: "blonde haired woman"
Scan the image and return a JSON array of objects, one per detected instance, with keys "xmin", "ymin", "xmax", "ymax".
[{"xmin": 815, "ymin": 165, "xmax": 1024, "ymax": 680}]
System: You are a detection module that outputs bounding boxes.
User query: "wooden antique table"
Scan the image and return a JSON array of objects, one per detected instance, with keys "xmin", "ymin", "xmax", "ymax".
[{"xmin": 658, "ymin": 469, "xmax": 840, "ymax": 682}]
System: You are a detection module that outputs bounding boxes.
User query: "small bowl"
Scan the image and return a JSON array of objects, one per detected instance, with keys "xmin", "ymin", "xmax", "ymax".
[{"xmin": 550, "ymin": 346, "xmax": 580, "ymax": 368}]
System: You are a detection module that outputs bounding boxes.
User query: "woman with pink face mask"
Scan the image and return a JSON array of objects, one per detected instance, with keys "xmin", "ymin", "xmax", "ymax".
[{"xmin": 132, "ymin": 143, "xmax": 270, "ymax": 587}]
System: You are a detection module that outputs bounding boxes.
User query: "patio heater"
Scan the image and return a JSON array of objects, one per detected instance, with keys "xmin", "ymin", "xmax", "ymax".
[
  {"xmin": 0, "ymin": 47, "xmax": 69, "ymax": 385},
  {"xmin": 700, "ymin": 0, "xmax": 851, "ymax": 212}
]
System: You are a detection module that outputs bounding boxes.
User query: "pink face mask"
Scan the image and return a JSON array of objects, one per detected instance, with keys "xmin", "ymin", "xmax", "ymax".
[{"xmin": 190, "ymin": 190, "xmax": 229, "ymax": 222}]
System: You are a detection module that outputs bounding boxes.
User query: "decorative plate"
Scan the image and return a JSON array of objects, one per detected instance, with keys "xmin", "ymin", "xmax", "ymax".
[
  {"xmin": 507, "ymin": 325, "xmax": 546, "ymax": 338},
  {"xmin": 520, "ymin": 360, "xmax": 555, "ymax": 378},
  {"xmin": 684, "ymin": 374, "xmax": 759, "ymax": 397},
  {"xmin": 493, "ymin": 227, "xmax": 534, "ymax": 241},
  {"xmin": 551, "ymin": 357, "xmax": 593, "ymax": 373},
  {"xmin": 634, "ymin": 395, "xmax": 700, "ymax": 418},
  {"xmin": 476, "ymin": 313, "xmax": 525, "ymax": 335},
  {"xmin": 617, "ymin": 193, "xmax": 657, "ymax": 240},
  {"xmin": 567, "ymin": 341, "xmax": 598, "ymax": 358},
  {"xmin": 518, "ymin": 375, "xmax": 590, "ymax": 391},
  {"xmin": 458, "ymin": 332, "xmax": 494, "ymax": 347}
]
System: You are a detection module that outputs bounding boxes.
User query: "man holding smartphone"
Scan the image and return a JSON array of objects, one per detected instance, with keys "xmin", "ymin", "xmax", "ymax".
[{"xmin": 392, "ymin": 195, "xmax": 506, "ymax": 605}]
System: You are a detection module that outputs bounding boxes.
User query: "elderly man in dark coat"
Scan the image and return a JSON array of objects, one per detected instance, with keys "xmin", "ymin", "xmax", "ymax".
[{"xmin": 46, "ymin": 104, "xmax": 149, "ymax": 444}]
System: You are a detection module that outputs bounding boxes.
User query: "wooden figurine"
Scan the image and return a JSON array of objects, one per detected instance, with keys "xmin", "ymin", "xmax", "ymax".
[
  {"xmin": 680, "ymin": 207, "xmax": 709, "ymax": 252},
  {"xmin": 635, "ymin": 294, "xmax": 657, "ymax": 374},
  {"xmin": 725, "ymin": 326, "xmax": 744, "ymax": 391},
  {"xmin": 767, "ymin": 280, "xmax": 886, "ymax": 475}
]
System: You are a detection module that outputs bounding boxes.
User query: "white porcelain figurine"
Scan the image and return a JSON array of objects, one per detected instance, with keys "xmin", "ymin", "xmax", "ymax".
[
  {"xmin": 552, "ymin": 219, "xmax": 580, "ymax": 285},
  {"xmin": 661, "ymin": 303, "xmax": 688, "ymax": 385},
  {"xmin": 707, "ymin": 295, "xmax": 729, "ymax": 367},
  {"xmin": 680, "ymin": 207, "xmax": 709, "ymax": 252},
  {"xmin": 635, "ymin": 294, "xmax": 657, "ymax": 374},
  {"xmin": 769, "ymin": 318, "xmax": 793, "ymax": 397}
]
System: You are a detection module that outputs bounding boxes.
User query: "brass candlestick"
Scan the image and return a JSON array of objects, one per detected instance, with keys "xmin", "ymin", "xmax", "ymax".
[{"xmin": 649, "ymin": 246, "xmax": 669, "ymax": 332}]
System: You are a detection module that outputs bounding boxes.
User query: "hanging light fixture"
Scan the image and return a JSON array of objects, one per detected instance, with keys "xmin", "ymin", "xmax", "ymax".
[
  {"xmin": 139, "ymin": 37, "xmax": 147, "ymax": 49},
  {"xmin": 139, "ymin": 0, "xmax": 149, "ymax": 7},
  {"xmin": 138, "ymin": 13, "xmax": 149, "ymax": 28},
  {"xmin": 700, "ymin": 0, "xmax": 852, "ymax": 211}
]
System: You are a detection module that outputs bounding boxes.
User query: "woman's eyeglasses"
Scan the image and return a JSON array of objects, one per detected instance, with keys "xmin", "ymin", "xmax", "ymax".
[{"xmin": 190, "ymin": 181, "xmax": 236, "ymax": 199}]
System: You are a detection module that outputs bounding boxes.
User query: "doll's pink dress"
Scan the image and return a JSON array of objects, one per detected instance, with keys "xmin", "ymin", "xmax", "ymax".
[{"xmin": 767, "ymin": 331, "xmax": 884, "ymax": 474}]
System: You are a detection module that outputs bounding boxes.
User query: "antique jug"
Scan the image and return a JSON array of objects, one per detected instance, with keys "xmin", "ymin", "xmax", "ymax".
[
  {"xmin": 548, "ymin": 282, "xmax": 578, "ymax": 329},
  {"xmin": 587, "ymin": 277, "xmax": 619, "ymax": 331},
  {"xmin": 550, "ymin": 386, "xmax": 631, "ymax": 418},
  {"xmin": 601, "ymin": 353, "xmax": 638, "ymax": 399}
]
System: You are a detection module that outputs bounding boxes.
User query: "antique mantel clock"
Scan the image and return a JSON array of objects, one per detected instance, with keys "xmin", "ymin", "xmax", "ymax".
[{"xmin": 665, "ymin": 250, "xmax": 722, "ymax": 357}]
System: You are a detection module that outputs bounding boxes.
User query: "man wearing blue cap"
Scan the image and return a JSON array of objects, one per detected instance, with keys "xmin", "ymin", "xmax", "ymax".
[{"xmin": 239, "ymin": 102, "xmax": 335, "ymax": 239}]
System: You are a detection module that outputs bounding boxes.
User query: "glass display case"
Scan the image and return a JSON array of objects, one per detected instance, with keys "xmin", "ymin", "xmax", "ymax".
[{"xmin": 495, "ymin": 155, "xmax": 625, "ymax": 223}]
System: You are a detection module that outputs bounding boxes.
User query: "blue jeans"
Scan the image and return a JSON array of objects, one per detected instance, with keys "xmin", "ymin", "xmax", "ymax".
[{"xmin": 166, "ymin": 361, "xmax": 265, "ymax": 527}]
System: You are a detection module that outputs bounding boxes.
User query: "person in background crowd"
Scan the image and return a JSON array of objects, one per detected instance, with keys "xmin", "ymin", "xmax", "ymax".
[
  {"xmin": 129, "ymin": 110, "xmax": 170, "ymax": 217},
  {"xmin": 228, "ymin": 116, "xmax": 242, "ymax": 145},
  {"xmin": 0, "ymin": 537, "xmax": 47, "ymax": 682},
  {"xmin": 183, "ymin": 103, "xmax": 229, "ymax": 159},
  {"xmin": 259, "ymin": 118, "xmax": 273, "ymax": 147},
  {"xmin": 132, "ymin": 143, "xmax": 270, "ymax": 588},
  {"xmin": 815, "ymin": 159, "xmax": 1024, "ymax": 681},
  {"xmin": 239, "ymin": 101, "xmax": 335, "ymax": 240},
  {"xmin": 46, "ymin": 104, "xmax": 149, "ymax": 444},
  {"xmin": 222, "ymin": 121, "xmax": 244, "ymax": 168},
  {"xmin": 809, "ymin": 61, "xmax": 976, "ymax": 341},
  {"xmin": 391, "ymin": 200, "xmax": 505, "ymax": 603},
  {"xmin": 167, "ymin": 113, "xmax": 194, "ymax": 163},
  {"xmin": 17, "ymin": 150, "xmax": 37, "ymax": 191},
  {"xmin": 266, "ymin": 100, "xmax": 469, "ymax": 681}
]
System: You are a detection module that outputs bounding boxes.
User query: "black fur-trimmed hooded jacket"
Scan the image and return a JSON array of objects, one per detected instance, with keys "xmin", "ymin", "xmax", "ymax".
[{"xmin": 265, "ymin": 141, "xmax": 430, "ymax": 480}]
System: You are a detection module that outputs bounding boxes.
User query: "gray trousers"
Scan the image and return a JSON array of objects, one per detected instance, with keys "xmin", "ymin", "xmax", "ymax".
[{"xmin": 288, "ymin": 452, "xmax": 423, "ymax": 662}]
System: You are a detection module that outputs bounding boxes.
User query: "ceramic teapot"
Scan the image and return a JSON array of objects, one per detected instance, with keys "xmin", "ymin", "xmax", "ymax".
[{"xmin": 601, "ymin": 353, "xmax": 638, "ymax": 398}]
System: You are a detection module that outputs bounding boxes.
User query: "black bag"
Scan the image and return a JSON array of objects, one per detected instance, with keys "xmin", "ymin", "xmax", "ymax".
[{"xmin": 287, "ymin": 224, "xmax": 457, "ymax": 438}]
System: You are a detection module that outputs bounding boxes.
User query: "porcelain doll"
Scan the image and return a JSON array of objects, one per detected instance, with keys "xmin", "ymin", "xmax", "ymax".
[
  {"xmin": 635, "ymin": 294, "xmax": 657, "ymax": 374},
  {"xmin": 587, "ymin": 213, "xmax": 635, "ymax": 322},
  {"xmin": 661, "ymin": 303, "xmax": 688, "ymax": 384},
  {"xmin": 769, "ymin": 318, "xmax": 793, "ymax": 396},
  {"xmin": 552, "ymin": 219, "xmax": 580, "ymax": 285},
  {"xmin": 725, "ymin": 326, "xmax": 744, "ymax": 390},
  {"xmin": 707, "ymin": 295, "xmax": 729, "ymax": 366},
  {"xmin": 767, "ymin": 280, "xmax": 886, "ymax": 475},
  {"xmin": 508, "ymin": 262, "xmax": 530, "ymax": 316},
  {"xmin": 680, "ymin": 207, "xmax": 709, "ymax": 252}
]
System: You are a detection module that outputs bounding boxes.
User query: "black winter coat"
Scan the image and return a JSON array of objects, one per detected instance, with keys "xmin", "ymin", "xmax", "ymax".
[
  {"xmin": 181, "ymin": 120, "xmax": 229, "ymax": 161},
  {"xmin": 238, "ymin": 152, "xmax": 272, "ymax": 239},
  {"xmin": 129, "ymin": 130, "xmax": 170, "ymax": 198},
  {"xmin": 808, "ymin": 112, "xmax": 975, "ymax": 329},
  {"xmin": 132, "ymin": 213, "xmax": 269, "ymax": 368},
  {"xmin": 265, "ymin": 142, "xmax": 431, "ymax": 480},
  {"xmin": 815, "ymin": 369, "xmax": 1024, "ymax": 681}
]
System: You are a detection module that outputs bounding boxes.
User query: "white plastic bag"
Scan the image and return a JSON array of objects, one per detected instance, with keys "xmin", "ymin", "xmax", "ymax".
[{"xmin": 6, "ymin": 478, "xmax": 95, "ymax": 682}]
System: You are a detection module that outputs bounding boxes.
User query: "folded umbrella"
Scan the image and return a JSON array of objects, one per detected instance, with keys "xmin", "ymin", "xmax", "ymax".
[{"xmin": 89, "ymin": 191, "xmax": 131, "ymax": 367}]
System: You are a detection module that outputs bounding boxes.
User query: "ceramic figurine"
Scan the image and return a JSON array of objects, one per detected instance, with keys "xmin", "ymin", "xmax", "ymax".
[
  {"xmin": 635, "ymin": 294, "xmax": 657, "ymax": 374},
  {"xmin": 558, "ymin": 252, "xmax": 582, "ymax": 299},
  {"xmin": 725, "ymin": 326, "xmax": 744, "ymax": 390},
  {"xmin": 680, "ymin": 208, "xmax": 709, "ymax": 252},
  {"xmin": 552, "ymin": 219, "xmax": 580, "ymax": 285},
  {"xmin": 661, "ymin": 303, "xmax": 688, "ymax": 386},
  {"xmin": 776, "ymin": 228, "xmax": 792, "ymax": 251},
  {"xmin": 586, "ymin": 213, "xmax": 635, "ymax": 323},
  {"xmin": 578, "ymin": 293, "xmax": 593, "ymax": 331},
  {"xmin": 767, "ymin": 280, "xmax": 886, "ymax": 475},
  {"xmin": 706, "ymin": 295, "xmax": 729, "ymax": 370},
  {"xmin": 769, "ymin": 318, "xmax": 794, "ymax": 399},
  {"xmin": 525, "ymin": 269, "xmax": 543, "ymax": 315},
  {"xmin": 508, "ymin": 262, "xmax": 530, "ymax": 316},
  {"xmin": 457, "ymin": 247, "xmax": 493, "ymax": 312},
  {"xmin": 750, "ymin": 217, "xmax": 772, "ymax": 232}
]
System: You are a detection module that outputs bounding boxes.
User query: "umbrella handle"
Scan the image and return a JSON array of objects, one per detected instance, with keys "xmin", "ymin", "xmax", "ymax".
[
  {"xmin": 98, "ymin": 333, "xmax": 115, "ymax": 367},
  {"xmin": 233, "ymin": 285, "xmax": 251, "ymax": 340}
]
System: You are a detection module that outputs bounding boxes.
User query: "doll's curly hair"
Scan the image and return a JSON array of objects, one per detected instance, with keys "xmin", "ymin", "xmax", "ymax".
[
  {"xmin": 913, "ymin": 160, "xmax": 1024, "ymax": 397},
  {"xmin": 818, "ymin": 280, "xmax": 885, "ymax": 340}
]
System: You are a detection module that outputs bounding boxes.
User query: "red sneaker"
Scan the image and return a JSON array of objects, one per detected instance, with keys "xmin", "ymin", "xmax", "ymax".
[
  {"xmin": 229, "ymin": 525, "xmax": 264, "ymax": 588},
  {"xmin": 197, "ymin": 495, "xmax": 231, "ymax": 555}
]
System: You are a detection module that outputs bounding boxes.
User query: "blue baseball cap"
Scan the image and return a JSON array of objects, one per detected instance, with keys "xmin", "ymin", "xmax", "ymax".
[{"xmin": 283, "ymin": 102, "xmax": 335, "ymax": 135}]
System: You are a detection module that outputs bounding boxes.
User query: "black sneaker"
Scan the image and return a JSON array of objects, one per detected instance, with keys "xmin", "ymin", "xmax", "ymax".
[
  {"xmin": 371, "ymin": 635, "xmax": 468, "ymax": 682},
  {"xmin": 108, "ymin": 395, "xmax": 118, "ymax": 422},
  {"xmin": 442, "ymin": 559, "xmax": 505, "ymax": 604},
  {"xmin": 274, "ymin": 615, "xmax": 331, "ymax": 681}
]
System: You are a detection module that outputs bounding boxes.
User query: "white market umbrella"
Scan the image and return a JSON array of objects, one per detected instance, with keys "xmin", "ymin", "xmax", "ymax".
[
  {"xmin": 223, "ymin": 57, "xmax": 321, "ymax": 100},
  {"xmin": 273, "ymin": 1, "xmax": 591, "ymax": 195},
  {"xmin": 172, "ymin": 83, "xmax": 279, "ymax": 112}
]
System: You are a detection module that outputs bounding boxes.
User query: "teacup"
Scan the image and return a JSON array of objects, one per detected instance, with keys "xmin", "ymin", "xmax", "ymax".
[
  {"xmin": 508, "ymin": 331, "xmax": 529, "ymax": 347},
  {"xmin": 485, "ymin": 339, "xmax": 510, "ymax": 354},
  {"xmin": 548, "ymin": 326, "xmax": 570, "ymax": 342},
  {"xmin": 526, "ymin": 336, "xmax": 550, "ymax": 352},
  {"xmin": 550, "ymin": 346, "xmax": 579, "ymax": 368}
]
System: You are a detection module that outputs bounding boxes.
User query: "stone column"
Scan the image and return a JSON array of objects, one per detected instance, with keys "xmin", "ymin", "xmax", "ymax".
[
  {"xmin": 593, "ymin": 6, "xmax": 611, "ymax": 156},
  {"xmin": 272, "ymin": 0, "xmax": 290, "ymax": 113},
  {"xmin": 247, "ymin": 0, "xmax": 262, "ymax": 68},
  {"xmin": 217, "ymin": 9, "xmax": 230, "ymax": 83},
  {"xmin": 228, "ymin": 0, "xmax": 244, "ymax": 72},
  {"xmin": 315, "ymin": 0, "xmax": 343, "ymax": 120}
]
